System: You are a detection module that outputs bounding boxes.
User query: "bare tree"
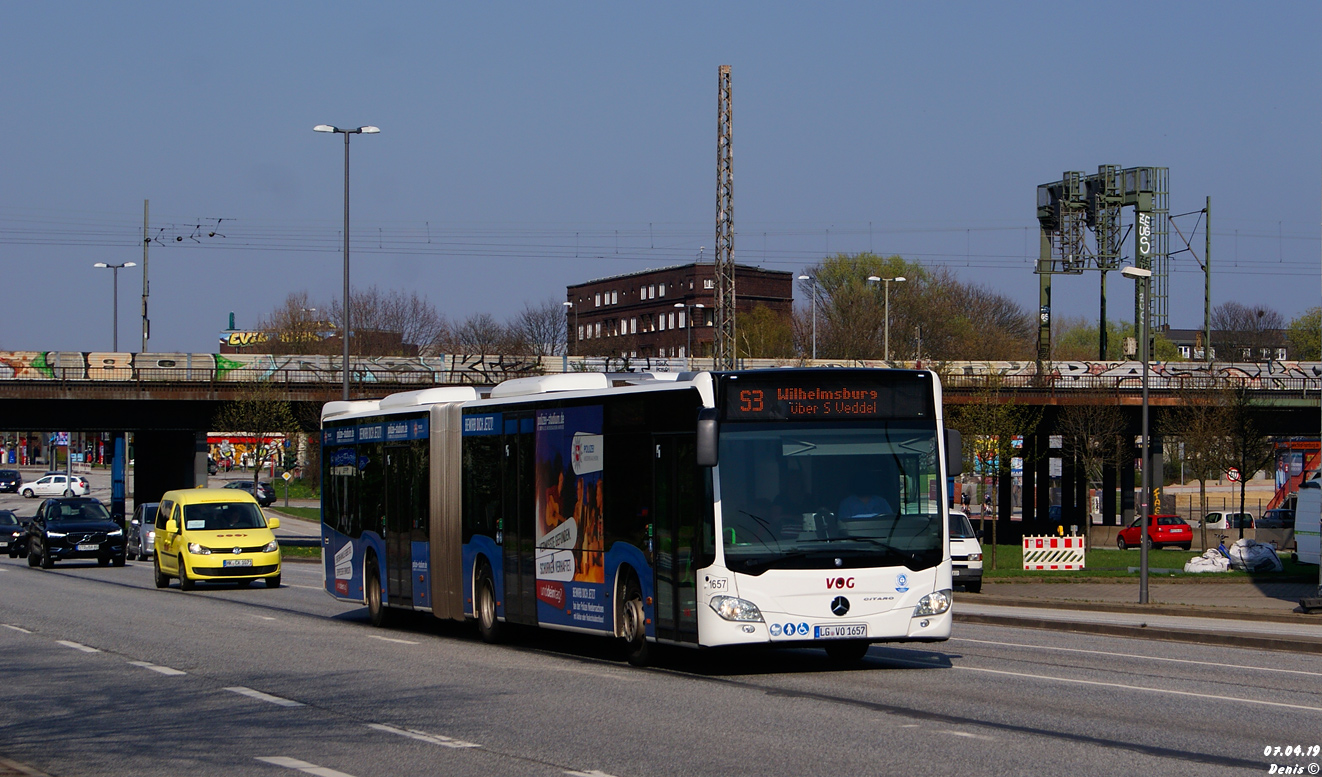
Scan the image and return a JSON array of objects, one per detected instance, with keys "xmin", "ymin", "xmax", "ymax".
[
  {"xmin": 1212, "ymin": 302, "xmax": 1285, "ymax": 362},
  {"xmin": 1057, "ymin": 402, "xmax": 1128, "ymax": 491},
  {"xmin": 258, "ymin": 292, "xmax": 336, "ymax": 355},
  {"xmin": 945, "ymin": 376, "xmax": 1042, "ymax": 568},
  {"xmin": 212, "ymin": 379, "xmax": 298, "ymax": 495},
  {"xmin": 509, "ymin": 299, "xmax": 570, "ymax": 357},
  {"xmin": 1223, "ymin": 382, "xmax": 1275, "ymax": 539},
  {"xmin": 325, "ymin": 286, "xmax": 449, "ymax": 357},
  {"xmin": 1158, "ymin": 383, "xmax": 1232, "ymax": 549}
]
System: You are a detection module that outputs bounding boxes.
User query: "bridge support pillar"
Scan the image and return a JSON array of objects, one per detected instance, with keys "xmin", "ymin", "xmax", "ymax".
[
  {"xmin": 1147, "ymin": 436, "xmax": 1164, "ymax": 515},
  {"xmin": 1075, "ymin": 450, "xmax": 1089, "ymax": 530},
  {"xmin": 1061, "ymin": 445, "xmax": 1077, "ymax": 530},
  {"xmin": 1022, "ymin": 434, "xmax": 1036, "ymax": 526},
  {"xmin": 1121, "ymin": 449, "xmax": 1136, "ymax": 524},
  {"xmin": 133, "ymin": 431, "xmax": 208, "ymax": 505},
  {"xmin": 1102, "ymin": 451, "xmax": 1117, "ymax": 525},
  {"xmin": 110, "ymin": 433, "xmax": 126, "ymax": 525},
  {"xmin": 1035, "ymin": 431, "xmax": 1051, "ymax": 534}
]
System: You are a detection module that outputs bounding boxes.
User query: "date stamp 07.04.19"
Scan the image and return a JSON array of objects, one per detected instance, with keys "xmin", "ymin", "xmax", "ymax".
[{"xmin": 1263, "ymin": 745, "xmax": 1320, "ymax": 774}]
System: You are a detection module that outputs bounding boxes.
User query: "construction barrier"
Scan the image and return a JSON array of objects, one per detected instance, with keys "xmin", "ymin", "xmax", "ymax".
[{"xmin": 1023, "ymin": 535, "xmax": 1086, "ymax": 570}]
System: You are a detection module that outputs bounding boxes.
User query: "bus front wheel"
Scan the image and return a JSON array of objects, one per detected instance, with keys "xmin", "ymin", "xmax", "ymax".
[
  {"xmin": 476, "ymin": 566, "xmax": 502, "ymax": 644},
  {"xmin": 367, "ymin": 560, "xmax": 392, "ymax": 628},
  {"xmin": 620, "ymin": 574, "xmax": 651, "ymax": 667}
]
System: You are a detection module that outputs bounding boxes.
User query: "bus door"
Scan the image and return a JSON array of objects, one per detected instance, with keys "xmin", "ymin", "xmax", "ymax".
[
  {"xmin": 384, "ymin": 445, "xmax": 415, "ymax": 606},
  {"xmin": 653, "ymin": 433, "xmax": 699, "ymax": 643},
  {"xmin": 502, "ymin": 414, "xmax": 538, "ymax": 625}
]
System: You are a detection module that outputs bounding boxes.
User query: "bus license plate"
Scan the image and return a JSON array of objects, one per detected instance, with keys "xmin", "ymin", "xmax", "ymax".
[
  {"xmin": 815, "ymin": 624, "xmax": 866, "ymax": 639},
  {"xmin": 76, "ymin": 543, "xmax": 99, "ymax": 551},
  {"xmin": 223, "ymin": 559, "xmax": 253, "ymax": 568}
]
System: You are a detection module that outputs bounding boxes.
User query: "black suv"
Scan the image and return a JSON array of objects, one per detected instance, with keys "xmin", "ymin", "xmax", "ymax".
[
  {"xmin": 0, "ymin": 469, "xmax": 20, "ymax": 493},
  {"xmin": 2, "ymin": 510, "xmax": 27, "ymax": 557},
  {"xmin": 27, "ymin": 497, "xmax": 126, "ymax": 568},
  {"xmin": 223, "ymin": 480, "xmax": 276, "ymax": 507}
]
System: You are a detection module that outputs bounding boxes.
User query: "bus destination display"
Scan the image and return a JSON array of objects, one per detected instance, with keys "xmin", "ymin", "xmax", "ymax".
[{"xmin": 722, "ymin": 375, "xmax": 931, "ymax": 421}]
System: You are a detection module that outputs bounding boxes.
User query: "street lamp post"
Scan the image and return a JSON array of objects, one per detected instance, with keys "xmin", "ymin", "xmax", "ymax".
[
  {"xmin": 866, "ymin": 275, "xmax": 907, "ymax": 362},
  {"xmin": 92, "ymin": 262, "xmax": 137, "ymax": 351},
  {"xmin": 314, "ymin": 123, "xmax": 380, "ymax": 400},
  {"xmin": 797, "ymin": 274, "xmax": 817, "ymax": 360},
  {"xmin": 563, "ymin": 301, "xmax": 577, "ymax": 356},
  {"xmin": 675, "ymin": 302, "xmax": 704, "ymax": 370},
  {"xmin": 1122, "ymin": 265, "xmax": 1153, "ymax": 604}
]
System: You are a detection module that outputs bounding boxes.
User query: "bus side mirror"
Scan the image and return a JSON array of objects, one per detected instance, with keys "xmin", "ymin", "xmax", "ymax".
[
  {"xmin": 945, "ymin": 429, "xmax": 963, "ymax": 476},
  {"xmin": 696, "ymin": 408, "xmax": 719, "ymax": 467}
]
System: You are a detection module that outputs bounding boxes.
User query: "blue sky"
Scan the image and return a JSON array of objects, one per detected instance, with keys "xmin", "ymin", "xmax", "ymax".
[{"xmin": 2, "ymin": 2, "xmax": 1318, "ymax": 352}]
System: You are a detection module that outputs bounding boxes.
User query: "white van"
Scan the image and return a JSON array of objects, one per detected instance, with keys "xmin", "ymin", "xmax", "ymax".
[
  {"xmin": 1200, "ymin": 511, "xmax": 1253, "ymax": 530},
  {"xmin": 949, "ymin": 510, "xmax": 983, "ymax": 593}
]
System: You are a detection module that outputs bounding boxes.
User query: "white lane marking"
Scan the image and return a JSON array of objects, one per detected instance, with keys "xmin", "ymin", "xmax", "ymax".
[
  {"xmin": 565, "ymin": 771, "xmax": 619, "ymax": 777},
  {"xmin": 933, "ymin": 729, "xmax": 995, "ymax": 741},
  {"xmin": 253, "ymin": 616, "xmax": 277, "ymax": 621},
  {"xmin": 951, "ymin": 664, "xmax": 1322, "ymax": 713},
  {"xmin": 0, "ymin": 754, "xmax": 50, "ymax": 776},
  {"xmin": 289, "ymin": 584, "xmax": 322, "ymax": 590},
  {"xmin": 225, "ymin": 686, "xmax": 305, "ymax": 707},
  {"xmin": 366, "ymin": 722, "xmax": 480, "ymax": 748},
  {"xmin": 952, "ymin": 637, "xmax": 1322, "ymax": 678},
  {"xmin": 367, "ymin": 635, "xmax": 419, "ymax": 645},
  {"xmin": 56, "ymin": 640, "xmax": 99, "ymax": 653},
  {"xmin": 128, "ymin": 660, "xmax": 186, "ymax": 676},
  {"xmin": 254, "ymin": 757, "xmax": 356, "ymax": 777},
  {"xmin": 3, "ymin": 624, "xmax": 32, "ymax": 634}
]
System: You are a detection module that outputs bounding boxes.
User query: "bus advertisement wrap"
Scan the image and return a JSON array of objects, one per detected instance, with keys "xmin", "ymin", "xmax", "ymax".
[{"xmin": 535, "ymin": 406, "xmax": 607, "ymax": 630}]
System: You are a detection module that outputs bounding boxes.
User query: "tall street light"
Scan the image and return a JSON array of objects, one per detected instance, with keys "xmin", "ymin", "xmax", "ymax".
[
  {"xmin": 675, "ymin": 302, "xmax": 705, "ymax": 370},
  {"xmin": 93, "ymin": 261, "xmax": 137, "ymax": 352},
  {"xmin": 1122, "ymin": 264, "xmax": 1153, "ymax": 604},
  {"xmin": 866, "ymin": 275, "xmax": 907, "ymax": 362},
  {"xmin": 314, "ymin": 123, "xmax": 380, "ymax": 400},
  {"xmin": 797, "ymin": 273, "xmax": 817, "ymax": 360},
  {"xmin": 563, "ymin": 301, "xmax": 577, "ymax": 356}
]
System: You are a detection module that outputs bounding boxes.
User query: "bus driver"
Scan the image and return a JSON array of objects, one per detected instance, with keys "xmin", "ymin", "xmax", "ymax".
[{"xmin": 837, "ymin": 471, "xmax": 893, "ymax": 521}]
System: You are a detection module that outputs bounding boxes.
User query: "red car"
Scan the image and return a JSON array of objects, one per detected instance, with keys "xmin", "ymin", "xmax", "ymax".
[{"xmin": 1117, "ymin": 514, "xmax": 1192, "ymax": 550}]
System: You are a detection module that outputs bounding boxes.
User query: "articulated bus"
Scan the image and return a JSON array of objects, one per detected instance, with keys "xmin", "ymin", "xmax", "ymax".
[{"xmin": 320, "ymin": 368, "xmax": 962, "ymax": 664}]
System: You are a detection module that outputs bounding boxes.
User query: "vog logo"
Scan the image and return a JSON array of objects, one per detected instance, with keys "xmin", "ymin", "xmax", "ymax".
[{"xmin": 826, "ymin": 577, "xmax": 855, "ymax": 589}]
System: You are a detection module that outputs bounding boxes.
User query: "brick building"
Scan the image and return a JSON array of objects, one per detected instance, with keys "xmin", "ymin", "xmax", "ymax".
[{"xmin": 566, "ymin": 263, "xmax": 793, "ymax": 358}]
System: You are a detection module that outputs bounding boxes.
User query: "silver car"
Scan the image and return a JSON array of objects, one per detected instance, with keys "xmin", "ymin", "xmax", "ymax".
[{"xmin": 126, "ymin": 501, "xmax": 158, "ymax": 561}]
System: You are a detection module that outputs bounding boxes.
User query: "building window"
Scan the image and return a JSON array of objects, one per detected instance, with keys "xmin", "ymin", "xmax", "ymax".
[
  {"xmin": 648, "ymin": 285, "xmax": 655, "ymax": 299},
  {"xmin": 595, "ymin": 293, "xmax": 601, "ymax": 307},
  {"xmin": 659, "ymin": 283, "xmax": 666, "ymax": 297},
  {"xmin": 577, "ymin": 325, "xmax": 584, "ymax": 341},
  {"xmin": 1178, "ymin": 346, "xmax": 1191, "ymax": 358},
  {"xmin": 679, "ymin": 346, "xmax": 685, "ymax": 358},
  {"xmin": 630, "ymin": 317, "xmax": 637, "ymax": 334},
  {"xmin": 668, "ymin": 312, "xmax": 675, "ymax": 329},
  {"xmin": 704, "ymin": 280, "xmax": 714, "ymax": 290},
  {"xmin": 1277, "ymin": 347, "xmax": 1287, "ymax": 360},
  {"xmin": 678, "ymin": 311, "xmax": 686, "ymax": 328},
  {"xmin": 659, "ymin": 315, "xmax": 666, "ymax": 332},
  {"xmin": 611, "ymin": 291, "xmax": 618, "ymax": 304}
]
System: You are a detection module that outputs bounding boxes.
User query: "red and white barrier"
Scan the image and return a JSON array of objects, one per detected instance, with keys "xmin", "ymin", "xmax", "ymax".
[{"xmin": 1022, "ymin": 535, "xmax": 1086, "ymax": 570}]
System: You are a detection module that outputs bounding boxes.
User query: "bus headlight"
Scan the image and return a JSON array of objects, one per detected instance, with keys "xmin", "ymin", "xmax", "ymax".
[
  {"xmin": 913, "ymin": 590, "xmax": 952, "ymax": 617},
  {"xmin": 709, "ymin": 595, "xmax": 764, "ymax": 622}
]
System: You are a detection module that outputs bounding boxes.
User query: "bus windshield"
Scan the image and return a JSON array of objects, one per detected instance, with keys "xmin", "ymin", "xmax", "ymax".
[{"xmin": 717, "ymin": 421, "xmax": 943, "ymax": 574}]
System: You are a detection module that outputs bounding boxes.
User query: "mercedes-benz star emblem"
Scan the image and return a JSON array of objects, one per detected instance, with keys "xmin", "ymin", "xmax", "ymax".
[{"xmin": 831, "ymin": 596, "xmax": 850, "ymax": 616}]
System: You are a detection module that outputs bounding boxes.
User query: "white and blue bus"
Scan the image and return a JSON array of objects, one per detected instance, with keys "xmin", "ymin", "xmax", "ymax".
[{"xmin": 320, "ymin": 368, "xmax": 962, "ymax": 664}]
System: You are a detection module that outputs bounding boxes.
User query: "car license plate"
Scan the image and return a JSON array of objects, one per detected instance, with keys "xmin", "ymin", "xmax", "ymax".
[
  {"xmin": 223, "ymin": 559, "xmax": 253, "ymax": 568},
  {"xmin": 76, "ymin": 543, "xmax": 99, "ymax": 551},
  {"xmin": 0, "ymin": 541, "xmax": 7, "ymax": 548},
  {"xmin": 814, "ymin": 624, "xmax": 867, "ymax": 639},
  {"xmin": 952, "ymin": 568, "xmax": 962, "ymax": 576}
]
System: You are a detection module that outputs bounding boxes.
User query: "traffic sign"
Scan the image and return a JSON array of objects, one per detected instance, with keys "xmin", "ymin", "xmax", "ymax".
[
  {"xmin": 282, "ymin": 471, "xmax": 292, "ymax": 482},
  {"xmin": 1226, "ymin": 467, "xmax": 1241, "ymax": 482}
]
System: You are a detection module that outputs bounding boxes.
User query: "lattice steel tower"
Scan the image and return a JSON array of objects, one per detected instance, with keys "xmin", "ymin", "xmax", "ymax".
[{"xmin": 713, "ymin": 65, "xmax": 736, "ymax": 370}]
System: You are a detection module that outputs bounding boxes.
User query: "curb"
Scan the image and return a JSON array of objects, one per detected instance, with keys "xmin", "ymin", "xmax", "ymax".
[
  {"xmin": 953, "ymin": 611, "xmax": 1322, "ymax": 655},
  {"xmin": 967, "ymin": 594, "xmax": 1321, "ymax": 625}
]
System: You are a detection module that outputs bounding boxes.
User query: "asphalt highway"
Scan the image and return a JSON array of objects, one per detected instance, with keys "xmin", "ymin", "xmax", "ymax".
[{"xmin": 3, "ymin": 553, "xmax": 1321, "ymax": 777}]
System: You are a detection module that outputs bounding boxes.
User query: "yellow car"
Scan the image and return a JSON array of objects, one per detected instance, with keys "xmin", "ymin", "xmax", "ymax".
[{"xmin": 152, "ymin": 488, "xmax": 282, "ymax": 590}]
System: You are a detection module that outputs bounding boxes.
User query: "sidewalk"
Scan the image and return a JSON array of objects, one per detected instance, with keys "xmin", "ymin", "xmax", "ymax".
[{"xmin": 956, "ymin": 578, "xmax": 1322, "ymax": 654}]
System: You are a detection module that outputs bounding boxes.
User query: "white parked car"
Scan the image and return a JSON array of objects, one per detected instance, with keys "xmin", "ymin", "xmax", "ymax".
[
  {"xmin": 949, "ymin": 510, "xmax": 983, "ymax": 593},
  {"xmin": 19, "ymin": 473, "xmax": 90, "ymax": 498}
]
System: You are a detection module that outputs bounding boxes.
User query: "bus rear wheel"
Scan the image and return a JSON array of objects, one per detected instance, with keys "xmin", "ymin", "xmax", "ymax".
[
  {"xmin": 620, "ymin": 575, "xmax": 651, "ymax": 667},
  {"xmin": 476, "ymin": 567, "xmax": 502, "ymax": 643}
]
